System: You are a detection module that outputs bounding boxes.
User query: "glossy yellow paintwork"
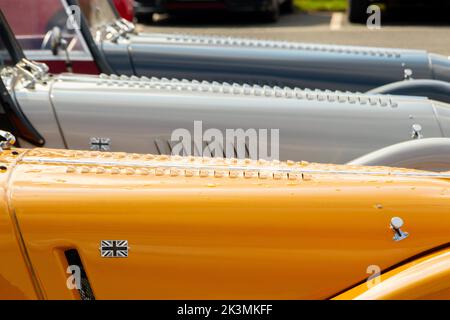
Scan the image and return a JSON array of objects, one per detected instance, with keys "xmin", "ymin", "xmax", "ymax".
[
  {"xmin": 0, "ymin": 152, "xmax": 38, "ymax": 300},
  {"xmin": 334, "ymin": 249, "xmax": 450, "ymax": 300},
  {"xmin": 0, "ymin": 148, "xmax": 449, "ymax": 300}
]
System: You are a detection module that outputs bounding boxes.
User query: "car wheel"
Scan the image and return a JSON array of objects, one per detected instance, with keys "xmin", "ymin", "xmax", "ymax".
[
  {"xmin": 348, "ymin": 0, "xmax": 370, "ymax": 24},
  {"xmin": 262, "ymin": 0, "xmax": 280, "ymax": 23},
  {"xmin": 280, "ymin": 0, "xmax": 295, "ymax": 14}
]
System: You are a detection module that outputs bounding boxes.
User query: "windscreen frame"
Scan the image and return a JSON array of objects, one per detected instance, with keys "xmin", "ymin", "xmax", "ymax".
[
  {"xmin": 63, "ymin": 0, "xmax": 113, "ymax": 74},
  {"xmin": 0, "ymin": 10, "xmax": 45, "ymax": 146}
]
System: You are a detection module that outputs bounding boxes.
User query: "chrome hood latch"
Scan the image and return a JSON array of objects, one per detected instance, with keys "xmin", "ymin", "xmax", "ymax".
[{"xmin": 390, "ymin": 217, "xmax": 409, "ymax": 242}]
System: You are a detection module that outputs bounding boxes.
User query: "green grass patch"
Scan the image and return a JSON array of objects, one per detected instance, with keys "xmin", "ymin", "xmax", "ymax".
[{"xmin": 294, "ymin": 0, "xmax": 348, "ymax": 12}]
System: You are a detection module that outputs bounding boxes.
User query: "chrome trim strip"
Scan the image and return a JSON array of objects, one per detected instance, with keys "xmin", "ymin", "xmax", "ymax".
[{"xmin": 21, "ymin": 157, "xmax": 450, "ymax": 178}]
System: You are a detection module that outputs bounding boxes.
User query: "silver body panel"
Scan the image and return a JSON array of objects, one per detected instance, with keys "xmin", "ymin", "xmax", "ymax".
[
  {"xmin": 12, "ymin": 81, "xmax": 66, "ymax": 149},
  {"xmin": 103, "ymin": 32, "xmax": 442, "ymax": 91},
  {"xmin": 13, "ymin": 73, "xmax": 450, "ymax": 163}
]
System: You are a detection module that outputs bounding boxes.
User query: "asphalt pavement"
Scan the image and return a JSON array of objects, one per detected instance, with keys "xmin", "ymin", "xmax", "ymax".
[{"xmin": 138, "ymin": 10, "xmax": 450, "ymax": 55}]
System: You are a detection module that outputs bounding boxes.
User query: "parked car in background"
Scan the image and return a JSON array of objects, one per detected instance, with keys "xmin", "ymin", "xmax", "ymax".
[
  {"xmin": 2, "ymin": 10, "xmax": 450, "ymax": 170},
  {"xmin": 134, "ymin": 0, "xmax": 294, "ymax": 22},
  {"xmin": 113, "ymin": 0, "xmax": 135, "ymax": 21},
  {"xmin": 3, "ymin": 0, "xmax": 449, "ymax": 102},
  {"xmin": 348, "ymin": 0, "xmax": 450, "ymax": 23}
]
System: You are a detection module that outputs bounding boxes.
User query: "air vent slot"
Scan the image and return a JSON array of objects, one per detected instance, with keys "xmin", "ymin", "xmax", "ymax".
[{"xmin": 65, "ymin": 249, "xmax": 95, "ymax": 300}]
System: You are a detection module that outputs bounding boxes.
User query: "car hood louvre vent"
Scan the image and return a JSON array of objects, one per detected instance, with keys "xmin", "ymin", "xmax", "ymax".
[{"xmin": 64, "ymin": 249, "xmax": 95, "ymax": 301}]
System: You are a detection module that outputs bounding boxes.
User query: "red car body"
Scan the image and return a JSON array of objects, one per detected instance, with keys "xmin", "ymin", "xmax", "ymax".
[{"xmin": 113, "ymin": 0, "xmax": 135, "ymax": 21}]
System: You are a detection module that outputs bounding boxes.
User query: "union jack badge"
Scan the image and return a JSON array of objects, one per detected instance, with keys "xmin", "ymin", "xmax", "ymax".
[
  {"xmin": 90, "ymin": 137, "xmax": 111, "ymax": 152},
  {"xmin": 100, "ymin": 240, "xmax": 129, "ymax": 258}
]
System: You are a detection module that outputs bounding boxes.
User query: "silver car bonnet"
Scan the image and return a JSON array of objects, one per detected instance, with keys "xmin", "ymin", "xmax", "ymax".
[
  {"xmin": 131, "ymin": 32, "xmax": 425, "ymax": 57},
  {"xmin": 14, "ymin": 73, "xmax": 446, "ymax": 164}
]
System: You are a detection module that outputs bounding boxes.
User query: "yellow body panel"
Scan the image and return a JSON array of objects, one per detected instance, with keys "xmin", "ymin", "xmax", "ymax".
[
  {"xmin": 0, "ymin": 152, "xmax": 38, "ymax": 300},
  {"xmin": 334, "ymin": 249, "xmax": 450, "ymax": 300},
  {"xmin": 0, "ymin": 148, "xmax": 449, "ymax": 299}
]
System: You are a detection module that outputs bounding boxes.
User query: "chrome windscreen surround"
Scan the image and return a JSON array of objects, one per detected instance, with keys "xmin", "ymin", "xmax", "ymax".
[
  {"xmin": 2, "ymin": 59, "xmax": 51, "ymax": 90},
  {"xmin": 95, "ymin": 24, "xmax": 121, "ymax": 43},
  {"xmin": 0, "ymin": 66, "xmax": 16, "ymax": 89},
  {"xmin": 94, "ymin": 19, "xmax": 135, "ymax": 43},
  {"xmin": 116, "ymin": 18, "xmax": 136, "ymax": 34}
]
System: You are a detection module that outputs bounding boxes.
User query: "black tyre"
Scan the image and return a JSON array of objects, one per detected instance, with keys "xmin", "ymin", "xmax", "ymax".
[
  {"xmin": 280, "ymin": 0, "xmax": 295, "ymax": 14},
  {"xmin": 348, "ymin": 0, "xmax": 370, "ymax": 24}
]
